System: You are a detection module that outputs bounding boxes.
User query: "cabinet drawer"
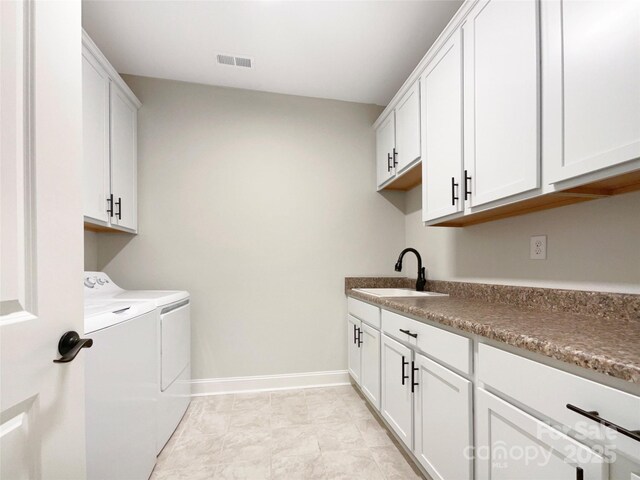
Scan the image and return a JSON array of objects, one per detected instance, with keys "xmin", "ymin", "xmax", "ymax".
[
  {"xmin": 382, "ymin": 310, "xmax": 471, "ymax": 375},
  {"xmin": 347, "ymin": 297, "xmax": 380, "ymax": 329},
  {"xmin": 478, "ymin": 344, "xmax": 640, "ymax": 463}
]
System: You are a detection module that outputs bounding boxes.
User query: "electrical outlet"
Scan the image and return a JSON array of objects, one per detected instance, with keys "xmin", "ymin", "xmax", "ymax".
[{"xmin": 530, "ymin": 235, "xmax": 547, "ymax": 260}]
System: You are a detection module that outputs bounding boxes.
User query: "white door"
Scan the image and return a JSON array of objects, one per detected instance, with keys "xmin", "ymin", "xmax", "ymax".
[
  {"xmin": 110, "ymin": 83, "xmax": 138, "ymax": 231},
  {"xmin": 82, "ymin": 49, "xmax": 110, "ymax": 226},
  {"xmin": 380, "ymin": 334, "xmax": 413, "ymax": 448},
  {"xmin": 347, "ymin": 315, "xmax": 361, "ymax": 384},
  {"xmin": 413, "ymin": 353, "xmax": 472, "ymax": 480},
  {"xmin": 476, "ymin": 389, "xmax": 608, "ymax": 480},
  {"xmin": 359, "ymin": 323, "xmax": 380, "ymax": 410},
  {"xmin": 1, "ymin": 1, "xmax": 87, "ymax": 479},
  {"xmin": 422, "ymin": 30, "xmax": 464, "ymax": 222},
  {"xmin": 394, "ymin": 81, "xmax": 421, "ymax": 174},
  {"xmin": 463, "ymin": 0, "xmax": 540, "ymax": 207},
  {"xmin": 544, "ymin": 0, "xmax": 640, "ymax": 183},
  {"xmin": 376, "ymin": 112, "xmax": 396, "ymax": 187}
]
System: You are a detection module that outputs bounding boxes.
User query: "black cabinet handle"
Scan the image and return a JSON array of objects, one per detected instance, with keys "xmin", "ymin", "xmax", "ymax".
[
  {"xmin": 401, "ymin": 356, "xmax": 409, "ymax": 385},
  {"xmin": 566, "ymin": 404, "xmax": 640, "ymax": 442},
  {"xmin": 357, "ymin": 328, "xmax": 363, "ymax": 347},
  {"xmin": 115, "ymin": 197, "xmax": 122, "ymax": 220},
  {"xmin": 387, "ymin": 153, "xmax": 393, "ymax": 172},
  {"xmin": 464, "ymin": 170, "xmax": 472, "ymax": 200},
  {"xmin": 576, "ymin": 467, "xmax": 583, "ymax": 480},
  {"xmin": 399, "ymin": 328, "xmax": 418, "ymax": 338},
  {"xmin": 53, "ymin": 331, "xmax": 93, "ymax": 363},
  {"xmin": 392, "ymin": 148, "xmax": 398, "ymax": 167},
  {"xmin": 353, "ymin": 324, "xmax": 357, "ymax": 344},
  {"xmin": 411, "ymin": 361, "xmax": 419, "ymax": 393},
  {"xmin": 106, "ymin": 194, "xmax": 114, "ymax": 217},
  {"xmin": 451, "ymin": 177, "xmax": 459, "ymax": 206}
]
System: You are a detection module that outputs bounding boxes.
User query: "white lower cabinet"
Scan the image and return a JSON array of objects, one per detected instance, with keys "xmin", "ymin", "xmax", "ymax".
[
  {"xmin": 347, "ymin": 315, "xmax": 361, "ymax": 384},
  {"xmin": 381, "ymin": 334, "xmax": 413, "ymax": 448},
  {"xmin": 476, "ymin": 389, "xmax": 607, "ymax": 480},
  {"xmin": 413, "ymin": 353, "xmax": 472, "ymax": 480},
  {"xmin": 359, "ymin": 323, "xmax": 380, "ymax": 409}
]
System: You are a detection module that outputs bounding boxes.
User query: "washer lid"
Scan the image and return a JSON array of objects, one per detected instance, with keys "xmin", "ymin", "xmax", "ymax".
[
  {"xmin": 103, "ymin": 290, "xmax": 190, "ymax": 307},
  {"xmin": 84, "ymin": 300, "xmax": 156, "ymax": 334}
]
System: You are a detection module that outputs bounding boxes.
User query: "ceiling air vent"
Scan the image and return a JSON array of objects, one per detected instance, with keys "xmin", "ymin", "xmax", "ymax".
[{"xmin": 216, "ymin": 54, "xmax": 254, "ymax": 69}]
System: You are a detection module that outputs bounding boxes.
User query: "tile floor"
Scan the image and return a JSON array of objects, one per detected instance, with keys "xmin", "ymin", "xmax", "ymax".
[{"xmin": 151, "ymin": 385, "xmax": 425, "ymax": 479}]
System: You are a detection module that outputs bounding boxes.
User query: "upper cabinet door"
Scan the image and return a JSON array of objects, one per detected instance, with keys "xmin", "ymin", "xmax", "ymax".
[
  {"xmin": 82, "ymin": 51, "xmax": 110, "ymax": 224},
  {"xmin": 544, "ymin": 0, "xmax": 640, "ymax": 183},
  {"xmin": 422, "ymin": 31, "xmax": 464, "ymax": 223},
  {"xmin": 394, "ymin": 81, "xmax": 421, "ymax": 174},
  {"xmin": 376, "ymin": 113, "xmax": 396, "ymax": 188},
  {"xmin": 463, "ymin": 0, "xmax": 540, "ymax": 207},
  {"xmin": 110, "ymin": 83, "xmax": 138, "ymax": 231}
]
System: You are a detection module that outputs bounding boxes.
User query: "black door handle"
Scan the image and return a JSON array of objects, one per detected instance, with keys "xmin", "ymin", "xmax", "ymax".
[
  {"xmin": 464, "ymin": 170, "xmax": 472, "ymax": 200},
  {"xmin": 401, "ymin": 356, "xmax": 409, "ymax": 385},
  {"xmin": 353, "ymin": 324, "xmax": 357, "ymax": 344},
  {"xmin": 576, "ymin": 467, "xmax": 583, "ymax": 480},
  {"xmin": 357, "ymin": 328, "xmax": 363, "ymax": 347},
  {"xmin": 411, "ymin": 361, "xmax": 419, "ymax": 393},
  {"xmin": 566, "ymin": 404, "xmax": 640, "ymax": 442},
  {"xmin": 399, "ymin": 328, "xmax": 418, "ymax": 338},
  {"xmin": 392, "ymin": 148, "xmax": 398, "ymax": 167},
  {"xmin": 451, "ymin": 177, "xmax": 459, "ymax": 206},
  {"xmin": 53, "ymin": 331, "xmax": 93, "ymax": 363},
  {"xmin": 115, "ymin": 197, "xmax": 122, "ymax": 220},
  {"xmin": 106, "ymin": 194, "xmax": 114, "ymax": 217},
  {"xmin": 387, "ymin": 153, "xmax": 393, "ymax": 172}
]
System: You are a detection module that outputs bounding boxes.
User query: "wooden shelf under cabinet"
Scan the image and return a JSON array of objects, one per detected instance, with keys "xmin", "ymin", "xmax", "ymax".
[
  {"xmin": 434, "ymin": 170, "xmax": 640, "ymax": 227},
  {"xmin": 380, "ymin": 161, "xmax": 422, "ymax": 191}
]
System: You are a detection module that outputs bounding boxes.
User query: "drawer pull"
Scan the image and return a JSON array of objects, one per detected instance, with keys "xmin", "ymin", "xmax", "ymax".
[
  {"xmin": 399, "ymin": 328, "xmax": 417, "ymax": 338},
  {"xmin": 401, "ymin": 356, "xmax": 409, "ymax": 385},
  {"xmin": 566, "ymin": 403, "xmax": 640, "ymax": 442},
  {"xmin": 411, "ymin": 361, "xmax": 419, "ymax": 393}
]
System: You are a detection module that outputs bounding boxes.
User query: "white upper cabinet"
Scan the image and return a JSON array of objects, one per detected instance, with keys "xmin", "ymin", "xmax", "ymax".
[
  {"xmin": 462, "ymin": 0, "xmax": 540, "ymax": 208},
  {"xmin": 544, "ymin": 0, "xmax": 640, "ymax": 183},
  {"xmin": 376, "ymin": 113, "xmax": 396, "ymax": 188},
  {"xmin": 82, "ymin": 31, "xmax": 140, "ymax": 233},
  {"xmin": 110, "ymin": 84, "xmax": 138, "ymax": 231},
  {"xmin": 82, "ymin": 50, "xmax": 110, "ymax": 224},
  {"xmin": 422, "ymin": 31, "xmax": 464, "ymax": 222},
  {"xmin": 394, "ymin": 82, "xmax": 421, "ymax": 174}
]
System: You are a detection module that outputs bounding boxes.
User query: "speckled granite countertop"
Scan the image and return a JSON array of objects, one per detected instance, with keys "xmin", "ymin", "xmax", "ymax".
[{"xmin": 346, "ymin": 278, "xmax": 640, "ymax": 384}]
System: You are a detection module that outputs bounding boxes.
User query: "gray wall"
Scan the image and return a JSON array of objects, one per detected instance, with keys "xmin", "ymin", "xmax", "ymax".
[
  {"xmin": 94, "ymin": 76, "xmax": 405, "ymax": 379},
  {"xmin": 84, "ymin": 231, "xmax": 98, "ymax": 271},
  {"xmin": 404, "ymin": 186, "xmax": 640, "ymax": 294}
]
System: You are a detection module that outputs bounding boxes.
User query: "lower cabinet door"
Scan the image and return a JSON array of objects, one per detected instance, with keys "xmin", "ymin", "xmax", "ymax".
[
  {"xmin": 381, "ymin": 334, "xmax": 413, "ymax": 448},
  {"xmin": 413, "ymin": 353, "xmax": 472, "ymax": 480},
  {"xmin": 476, "ymin": 389, "xmax": 608, "ymax": 480},
  {"xmin": 347, "ymin": 315, "xmax": 361, "ymax": 384},
  {"xmin": 359, "ymin": 323, "xmax": 380, "ymax": 410}
]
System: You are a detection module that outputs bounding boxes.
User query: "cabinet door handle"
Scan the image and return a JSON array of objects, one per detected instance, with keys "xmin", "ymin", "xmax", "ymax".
[
  {"xmin": 392, "ymin": 148, "xmax": 398, "ymax": 167},
  {"xmin": 464, "ymin": 170, "xmax": 472, "ymax": 200},
  {"xmin": 399, "ymin": 328, "xmax": 418, "ymax": 338},
  {"xmin": 106, "ymin": 194, "xmax": 114, "ymax": 217},
  {"xmin": 451, "ymin": 177, "xmax": 459, "ymax": 206},
  {"xmin": 357, "ymin": 328, "xmax": 363, "ymax": 347},
  {"xmin": 353, "ymin": 324, "xmax": 357, "ymax": 344},
  {"xmin": 576, "ymin": 467, "xmax": 583, "ymax": 480},
  {"xmin": 387, "ymin": 153, "xmax": 393, "ymax": 172},
  {"xmin": 566, "ymin": 404, "xmax": 640, "ymax": 442},
  {"xmin": 115, "ymin": 197, "xmax": 122, "ymax": 220},
  {"xmin": 411, "ymin": 361, "xmax": 419, "ymax": 393},
  {"xmin": 401, "ymin": 356, "xmax": 409, "ymax": 385}
]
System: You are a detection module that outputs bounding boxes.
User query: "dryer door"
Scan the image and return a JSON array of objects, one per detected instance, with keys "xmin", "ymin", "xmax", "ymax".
[{"xmin": 160, "ymin": 301, "xmax": 190, "ymax": 391}]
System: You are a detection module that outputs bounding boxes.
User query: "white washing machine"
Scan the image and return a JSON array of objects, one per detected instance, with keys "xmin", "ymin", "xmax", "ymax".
[
  {"xmin": 84, "ymin": 299, "xmax": 158, "ymax": 480},
  {"xmin": 84, "ymin": 272, "xmax": 191, "ymax": 453}
]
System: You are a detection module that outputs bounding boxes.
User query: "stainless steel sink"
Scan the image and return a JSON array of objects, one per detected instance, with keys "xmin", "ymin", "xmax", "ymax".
[{"xmin": 353, "ymin": 288, "xmax": 448, "ymax": 298}]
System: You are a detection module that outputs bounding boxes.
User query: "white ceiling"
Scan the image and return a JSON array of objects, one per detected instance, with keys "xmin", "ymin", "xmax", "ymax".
[{"xmin": 82, "ymin": 0, "xmax": 462, "ymax": 106}]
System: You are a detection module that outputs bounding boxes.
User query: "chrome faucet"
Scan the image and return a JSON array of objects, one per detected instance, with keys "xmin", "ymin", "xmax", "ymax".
[{"xmin": 395, "ymin": 248, "xmax": 426, "ymax": 291}]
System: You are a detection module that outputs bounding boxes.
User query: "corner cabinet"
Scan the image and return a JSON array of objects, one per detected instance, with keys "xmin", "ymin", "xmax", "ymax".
[{"xmin": 82, "ymin": 30, "xmax": 141, "ymax": 233}]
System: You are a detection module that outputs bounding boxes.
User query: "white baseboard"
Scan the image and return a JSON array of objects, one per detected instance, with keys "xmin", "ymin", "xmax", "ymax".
[{"xmin": 191, "ymin": 370, "xmax": 350, "ymax": 397}]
